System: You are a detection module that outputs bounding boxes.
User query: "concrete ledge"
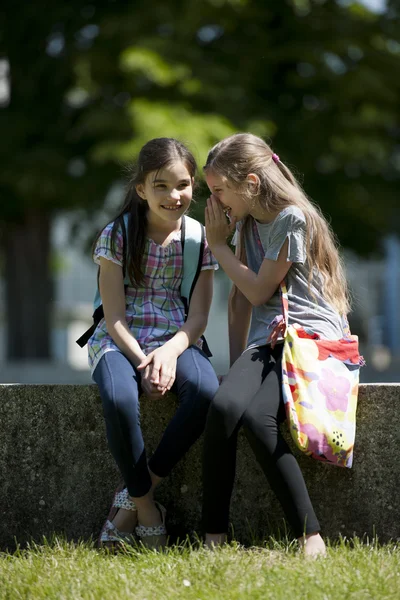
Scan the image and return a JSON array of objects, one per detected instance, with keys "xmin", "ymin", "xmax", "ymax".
[{"xmin": 0, "ymin": 384, "xmax": 399, "ymax": 549}]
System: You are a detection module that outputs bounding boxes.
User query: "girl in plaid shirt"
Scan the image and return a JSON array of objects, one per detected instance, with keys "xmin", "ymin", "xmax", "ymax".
[{"xmin": 89, "ymin": 138, "xmax": 219, "ymax": 549}]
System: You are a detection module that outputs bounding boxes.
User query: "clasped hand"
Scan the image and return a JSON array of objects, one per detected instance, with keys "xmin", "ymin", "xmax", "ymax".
[
  {"xmin": 137, "ymin": 345, "xmax": 177, "ymax": 399},
  {"xmin": 205, "ymin": 195, "xmax": 236, "ymax": 250}
]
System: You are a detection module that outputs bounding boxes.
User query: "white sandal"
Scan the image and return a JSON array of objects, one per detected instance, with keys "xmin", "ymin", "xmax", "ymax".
[
  {"xmin": 98, "ymin": 485, "xmax": 137, "ymax": 547},
  {"xmin": 99, "ymin": 519, "xmax": 137, "ymax": 545},
  {"xmin": 135, "ymin": 502, "xmax": 167, "ymax": 549}
]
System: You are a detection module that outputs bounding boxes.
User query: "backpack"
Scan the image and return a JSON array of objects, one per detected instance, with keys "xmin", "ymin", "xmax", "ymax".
[{"xmin": 76, "ymin": 213, "xmax": 211, "ymax": 356}]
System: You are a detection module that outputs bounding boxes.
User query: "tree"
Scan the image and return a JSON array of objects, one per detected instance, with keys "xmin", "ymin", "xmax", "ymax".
[
  {"xmin": 107, "ymin": 0, "xmax": 400, "ymax": 251},
  {"xmin": 1, "ymin": 0, "xmax": 399, "ymax": 360},
  {"xmin": 0, "ymin": 2, "xmax": 123, "ymax": 358},
  {"xmin": 0, "ymin": 1, "xmax": 232, "ymax": 359}
]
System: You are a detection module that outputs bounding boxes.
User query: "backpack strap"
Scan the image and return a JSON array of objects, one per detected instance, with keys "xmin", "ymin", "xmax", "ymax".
[
  {"xmin": 121, "ymin": 213, "xmax": 129, "ymax": 282},
  {"xmin": 180, "ymin": 215, "xmax": 205, "ymax": 304},
  {"xmin": 180, "ymin": 215, "xmax": 212, "ymax": 357}
]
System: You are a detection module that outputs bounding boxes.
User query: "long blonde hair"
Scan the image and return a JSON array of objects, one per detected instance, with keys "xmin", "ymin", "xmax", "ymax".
[{"xmin": 204, "ymin": 133, "xmax": 350, "ymax": 314}]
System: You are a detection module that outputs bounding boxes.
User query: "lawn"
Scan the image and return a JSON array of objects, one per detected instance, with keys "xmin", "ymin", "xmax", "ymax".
[{"xmin": 0, "ymin": 537, "xmax": 399, "ymax": 600}]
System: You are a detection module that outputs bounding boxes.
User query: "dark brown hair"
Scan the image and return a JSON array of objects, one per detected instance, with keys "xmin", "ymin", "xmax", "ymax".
[{"xmin": 95, "ymin": 138, "xmax": 197, "ymax": 286}]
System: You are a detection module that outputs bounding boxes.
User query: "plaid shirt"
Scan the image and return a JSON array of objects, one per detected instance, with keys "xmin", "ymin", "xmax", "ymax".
[{"xmin": 88, "ymin": 220, "xmax": 218, "ymax": 374}]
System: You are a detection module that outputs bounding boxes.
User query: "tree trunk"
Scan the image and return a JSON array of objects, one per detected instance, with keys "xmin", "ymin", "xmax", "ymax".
[{"xmin": 3, "ymin": 213, "xmax": 53, "ymax": 359}]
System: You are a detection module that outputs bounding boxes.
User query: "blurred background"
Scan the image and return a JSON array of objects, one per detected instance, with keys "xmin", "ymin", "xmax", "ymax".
[{"xmin": 0, "ymin": 0, "xmax": 399, "ymax": 383}]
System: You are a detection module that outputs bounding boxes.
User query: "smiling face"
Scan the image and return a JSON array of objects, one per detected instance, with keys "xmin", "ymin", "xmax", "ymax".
[
  {"xmin": 205, "ymin": 170, "xmax": 251, "ymax": 222},
  {"xmin": 136, "ymin": 161, "xmax": 193, "ymax": 226}
]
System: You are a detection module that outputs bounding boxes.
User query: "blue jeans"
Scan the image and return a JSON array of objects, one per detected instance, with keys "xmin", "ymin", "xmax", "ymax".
[{"xmin": 93, "ymin": 346, "xmax": 219, "ymax": 498}]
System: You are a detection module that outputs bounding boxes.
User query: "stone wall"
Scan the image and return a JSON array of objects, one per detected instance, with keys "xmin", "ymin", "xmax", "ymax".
[{"xmin": 0, "ymin": 384, "xmax": 398, "ymax": 550}]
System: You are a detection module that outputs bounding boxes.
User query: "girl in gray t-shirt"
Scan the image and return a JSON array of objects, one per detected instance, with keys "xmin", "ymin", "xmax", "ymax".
[{"xmin": 202, "ymin": 133, "xmax": 351, "ymax": 557}]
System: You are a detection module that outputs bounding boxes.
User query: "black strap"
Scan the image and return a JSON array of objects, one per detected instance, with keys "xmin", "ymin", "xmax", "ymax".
[
  {"xmin": 189, "ymin": 223, "xmax": 205, "ymax": 302},
  {"xmin": 76, "ymin": 323, "xmax": 97, "ymax": 348},
  {"xmin": 200, "ymin": 335, "xmax": 212, "ymax": 358},
  {"xmin": 180, "ymin": 214, "xmax": 186, "ymax": 255},
  {"xmin": 120, "ymin": 214, "xmax": 127, "ymax": 279},
  {"xmin": 76, "ymin": 302, "xmax": 106, "ymax": 347},
  {"xmin": 76, "ymin": 215, "xmax": 127, "ymax": 347}
]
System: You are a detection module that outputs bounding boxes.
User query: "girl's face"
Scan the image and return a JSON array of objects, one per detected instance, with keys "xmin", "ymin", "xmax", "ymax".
[
  {"xmin": 137, "ymin": 161, "xmax": 193, "ymax": 224},
  {"xmin": 205, "ymin": 170, "xmax": 251, "ymax": 222}
]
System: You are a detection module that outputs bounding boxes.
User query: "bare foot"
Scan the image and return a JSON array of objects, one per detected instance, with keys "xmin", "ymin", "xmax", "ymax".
[
  {"xmin": 135, "ymin": 501, "xmax": 163, "ymax": 528},
  {"xmin": 298, "ymin": 532, "xmax": 326, "ymax": 558},
  {"xmin": 204, "ymin": 533, "xmax": 227, "ymax": 549},
  {"xmin": 135, "ymin": 500, "xmax": 166, "ymax": 550},
  {"xmin": 112, "ymin": 507, "xmax": 138, "ymax": 533}
]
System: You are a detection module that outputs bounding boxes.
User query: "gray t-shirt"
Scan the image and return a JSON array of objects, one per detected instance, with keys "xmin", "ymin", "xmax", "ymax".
[{"xmin": 237, "ymin": 206, "xmax": 344, "ymax": 349}]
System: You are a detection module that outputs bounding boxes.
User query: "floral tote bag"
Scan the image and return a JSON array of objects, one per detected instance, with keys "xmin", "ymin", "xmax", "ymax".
[{"xmin": 268, "ymin": 282, "xmax": 364, "ymax": 468}]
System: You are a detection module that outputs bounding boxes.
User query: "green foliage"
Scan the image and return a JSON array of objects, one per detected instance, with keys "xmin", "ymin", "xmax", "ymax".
[
  {"xmin": 120, "ymin": 48, "xmax": 190, "ymax": 87},
  {"xmin": 93, "ymin": 99, "xmax": 235, "ymax": 167},
  {"xmin": 1, "ymin": 0, "xmax": 400, "ymax": 251}
]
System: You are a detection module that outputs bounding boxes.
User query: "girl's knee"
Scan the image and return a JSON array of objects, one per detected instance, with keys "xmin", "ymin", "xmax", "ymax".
[
  {"xmin": 179, "ymin": 378, "xmax": 216, "ymax": 417},
  {"xmin": 178, "ymin": 349, "xmax": 219, "ymax": 401},
  {"xmin": 242, "ymin": 405, "xmax": 279, "ymax": 446},
  {"xmin": 208, "ymin": 387, "xmax": 236, "ymax": 421},
  {"xmin": 198, "ymin": 376, "xmax": 219, "ymax": 404},
  {"xmin": 204, "ymin": 390, "xmax": 240, "ymax": 442},
  {"xmin": 100, "ymin": 387, "xmax": 140, "ymax": 421},
  {"xmin": 242, "ymin": 408, "xmax": 259, "ymax": 434}
]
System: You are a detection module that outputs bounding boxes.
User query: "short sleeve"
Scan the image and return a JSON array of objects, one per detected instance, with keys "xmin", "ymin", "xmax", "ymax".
[
  {"xmin": 264, "ymin": 207, "xmax": 307, "ymax": 264},
  {"xmin": 93, "ymin": 221, "xmax": 124, "ymax": 267},
  {"xmin": 231, "ymin": 217, "xmax": 247, "ymax": 247},
  {"xmin": 231, "ymin": 220, "xmax": 242, "ymax": 247},
  {"xmin": 201, "ymin": 235, "xmax": 219, "ymax": 271}
]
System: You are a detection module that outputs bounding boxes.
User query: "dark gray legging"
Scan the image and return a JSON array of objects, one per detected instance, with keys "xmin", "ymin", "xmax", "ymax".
[
  {"xmin": 202, "ymin": 344, "xmax": 320, "ymax": 537},
  {"xmin": 93, "ymin": 346, "xmax": 219, "ymax": 498}
]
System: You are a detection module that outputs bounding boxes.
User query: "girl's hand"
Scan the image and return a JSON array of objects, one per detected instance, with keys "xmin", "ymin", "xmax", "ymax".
[
  {"xmin": 137, "ymin": 346, "xmax": 178, "ymax": 395},
  {"xmin": 205, "ymin": 195, "xmax": 236, "ymax": 251},
  {"xmin": 266, "ymin": 315, "xmax": 287, "ymax": 349},
  {"xmin": 140, "ymin": 365, "xmax": 163, "ymax": 399}
]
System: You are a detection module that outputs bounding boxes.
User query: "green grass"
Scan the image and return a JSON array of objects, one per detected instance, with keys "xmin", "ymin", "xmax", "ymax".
[{"xmin": 0, "ymin": 537, "xmax": 399, "ymax": 600}]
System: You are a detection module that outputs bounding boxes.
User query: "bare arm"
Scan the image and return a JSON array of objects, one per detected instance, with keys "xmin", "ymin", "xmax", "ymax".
[
  {"xmin": 228, "ymin": 242, "xmax": 252, "ymax": 366},
  {"xmin": 98, "ymin": 257, "xmax": 146, "ymax": 367},
  {"xmin": 206, "ymin": 196, "xmax": 292, "ymax": 307},
  {"xmin": 211, "ymin": 239, "xmax": 291, "ymax": 307}
]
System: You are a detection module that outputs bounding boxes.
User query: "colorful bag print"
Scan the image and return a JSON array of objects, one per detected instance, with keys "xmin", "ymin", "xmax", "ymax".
[{"xmin": 268, "ymin": 283, "xmax": 364, "ymax": 468}]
